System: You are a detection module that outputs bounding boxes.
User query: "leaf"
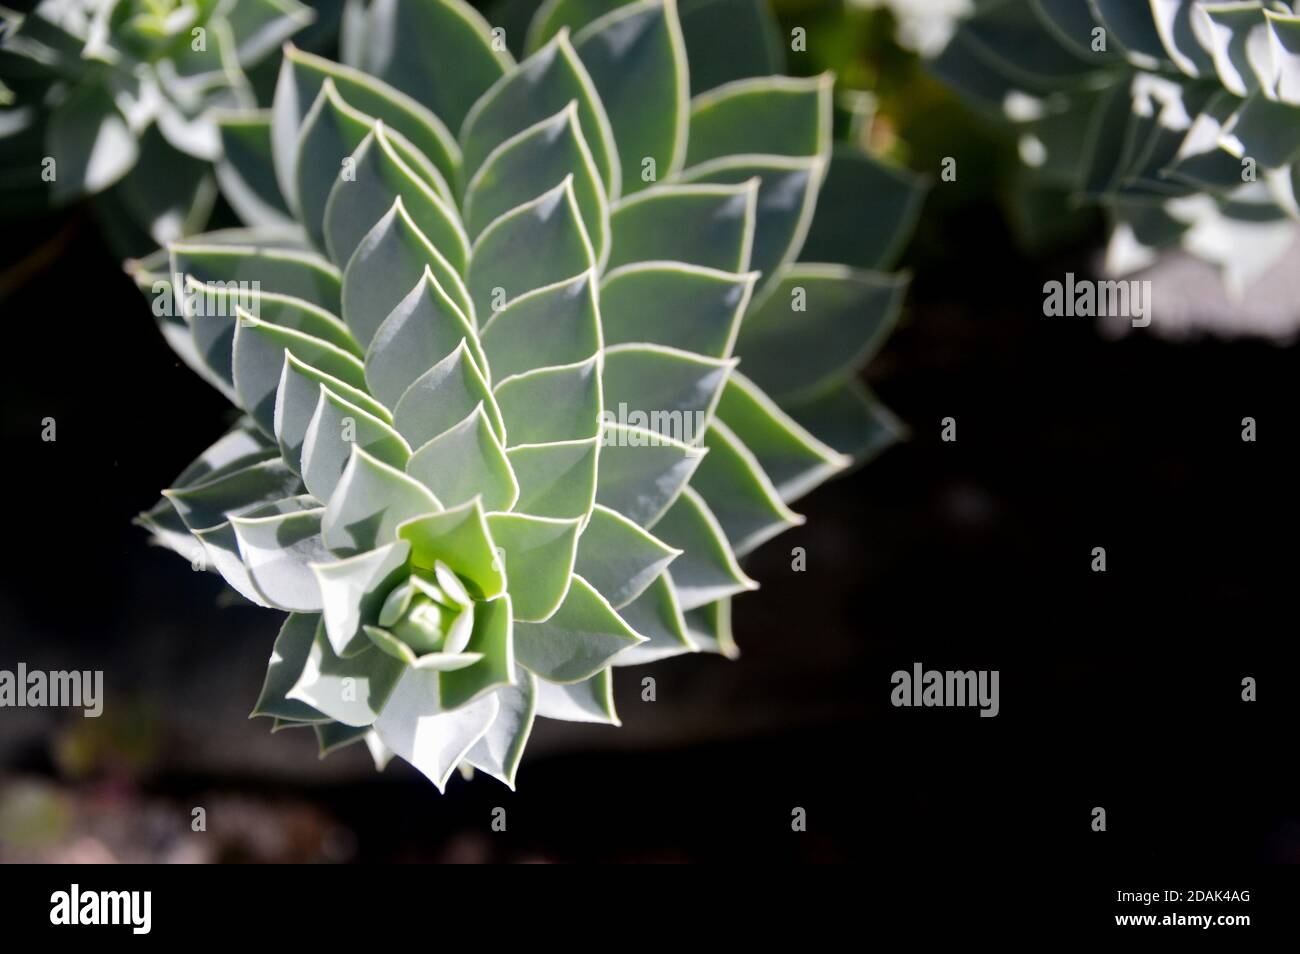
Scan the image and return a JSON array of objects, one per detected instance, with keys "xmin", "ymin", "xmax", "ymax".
[
  {"xmin": 460, "ymin": 29, "xmax": 619, "ymax": 197},
  {"xmin": 484, "ymin": 511, "xmax": 581, "ymax": 622},
  {"xmin": 171, "ymin": 241, "xmax": 342, "ymax": 315},
  {"xmin": 192, "ymin": 522, "xmax": 275, "ymax": 607},
  {"xmin": 494, "ymin": 356, "xmax": 602, "ymax": 445},
  {"xmin": 600, "ymin": 262, "xmax": 756, "ymax": 357},
  {"xmin": 217, "ymin": 111, "xmax": 293, "ymax": 229},
  {"xmin": 164, "ymin": 458, "xmax": 302, "ymax": 532},
  {"xmin": 735, "ymin": 264, "xmax": 907, "ymax": 403},
  {"xmin": 392, "ymin": 339, "xmax": 505, "ymax": 448},
  {"xmin": 311, "ymin": 539, "xmax": 412, "ymax": 655},
  {"xmin": 534, "ymin": 668, "xmax": 618, "ymax": 724},
  {"xmin": 232, "ymin": 314, "xmax": 368, "ymax": 437},
  {"xmin": 341, "ymin": 198, "xmax": 474, "ymax": 349},
  {"xmin": 781, "ymin": 378, "xmax": 906, "ymax": 466},
  {"xmin": 407, "ymin": 405, "xmax": 520, "ymax": 512},
  {"xmin": 464, "ymin": 669, "xmax": 537, "ymax": 788},
  {"xmin": 1218, "ymin": 92, "xmax": 1300, "ymax": 169},
  {"xmin": 271, "ymin": 45, "xmax": 460, "ymax": 213},
  {"xmin": 322, "ymin": 446, "xmax": 441, "ymax": 556},
  {"xmin": 463, "ymin": 103, "xmax": 609, "ymax": 267},
  {"xmin": 48, "ymin": 83, "xmax": 137, "ymax": 201},
  {"xmin": 374, "ymin": 666, "xmax": 501, "ymax": 791},
  {"xmin": 275, "ymin": 351, "xmax": 393, "ymax": 471},
  {"xmin": 1196, "ymin": 1, "xmax": 1274, "ymax": 98},
  {"xmin": 397, "ymin": 498, "xmax": 505, "ymax": 599},
  {"xmin": 574, "ymin": 504, "xmax": 679, "ymax": 608},
  {"xmin": 245, "ymin": 290, "xmax": 361, "ymax": 355},
  {"xmin": 252, "ymin": 612, "xmax": 330, "ymax": 722},
  {"xmin": 1148, "ymin": 0, "xmax": 1216, "ymax": 79},
  {"xmin": 677, "ymin": 154, "xmax": 826, "ymax": 299},
  {"xmin": 324, "ymin": 123, "xmax": 469, "ymax": 272},
  {"xmin": 440, "ymin": 594, "xmax": 516, "ymax": 709},
  {"xmin": 478, "ymin": 271, "xmax": 601, "ymax": 381},
  {"xmin": 686, "ymin": 74, "xmax": 832, "ymax": 167},
  {"xmin": 315, "ymin": 721, "xmax": 371, "ymax": 754},
  {"xmin": 800, "ymin": 147, "xmax": 928, "ymax": 272},
  {"xmin": 610, "ymin": 570, "xmax": 695, "ymax": 665},
  {"xmin": 594, "ymin": 423, "xmax": 704, "ymax": 525},
  {"xmin": 224, "ymin": 0, "xmax": 316, "ymax": 67},
  {"xmin": 363, "ymin": 270, "xmax": 485, "ymax": 409},
  {"xmin": 300, "ymin": 386, "xmax": 412, "ymax": 503},
  {"xmin": 1162, "ymin": 92, "xmax": 1245, "ymax": 190},
  {"xmin": 690, "ymin": 420, "xmax": 803, "ymax": 556},
  {"xmin": 231, "ymin": 501, "xmax": 331, "ymax": 612},
  {"xmin": 683, "ymin": 596, "xmax": 737, "ymax": 657},
  {"xmin": 1088, "ymin": 0, "xmax": 1170, "ymax": 70},
  {"xmin": 288, "ymin": 621, "xmax": 407, "ymax": 725},
  {"xmin": 573, "ymin": 0, "xmax": 689, "ymax": 193},
  {"xmin": 716, "ymin": 371, "xmax": 850, "ymax": 504},
  {"xmin": 1268, "ymin": 10, "xmax": 1300, "ymax": 105},
  {"xmin": 359, "ymin": 0, "xmax": 513, "ymax": 133},
  {"xmin": 293, "ymin": 79, "xmax": 373, "ymax": 247},
  {"xmin": 601, "ymin": 343, "xmax": 733, "ymax": 440},
  {"xmin": 961, "ymin": 0, "xmax": 1100, "ymax": 85},
  {"xmin": 506, "ymin": 436, "xmax": 600, "ymax": 520},
  {"xmin": 168, "ymin": 421, "xmax": 277, "ymax": 490},
  {"xmin": 525, "ymin": 0, "xmax": 638, "ymax": 51},
  {"xmin": 608, "ymin": 181, "xmax": 758, "ymax": 272},
  {"xmin": 678, "ymin": 0, "xmax": 784, "ymax": 94},
  {"xmin": 364, "ymin": 624, "xmax": 483, "ymax": 669},
  {"xmin": 648, "ymin": 486, "xmax": 756, "ymax": 611},
  {"xmin": 514, "ymin": 575, "xmax": 644, "ymax": 682},
  {"xmin": 467, "ymin": 177, "xmax": 596, "ymax": 321}
]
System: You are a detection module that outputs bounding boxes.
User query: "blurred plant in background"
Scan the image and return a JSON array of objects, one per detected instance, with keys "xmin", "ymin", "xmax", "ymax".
[
  {"xmin": 0, "ymin": 0, "xmax": 323, "ymax": 252},
  {"xmin": 931, "ymin": 0, "xmax": 1300, "ymax": 296}
]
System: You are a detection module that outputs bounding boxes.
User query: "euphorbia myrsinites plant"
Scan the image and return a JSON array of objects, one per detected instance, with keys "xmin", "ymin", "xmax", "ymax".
[
  {"xmin": 932, "ymin": 0, "xmax": 1300, "ymax": 292},
  {"xmin": 130, "ymin": 0, "xmax": 923, "ymax": 789},
  {"xmin": 0, "ymin": 0, "xmax": 315, "ymax": 243}
]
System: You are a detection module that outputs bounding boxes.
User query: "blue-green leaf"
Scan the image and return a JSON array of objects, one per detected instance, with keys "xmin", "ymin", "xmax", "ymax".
[
  {"xmin": 573, "ymin": 0, "xmax": 689, "ymax": 192},
  {"xmin": 341, "ymin": 198, "xmax": 474, "ymax": 348},
  {"xmin": 600, "ymin": 262, "xmax": 756, "ymax": 357},
  {"xmin": 478, "ymin": 271, "xmax": 601, "ymax": 381},
  {"xmin": 735, "ymin": 264, "xmax": 907, "ymax": 403},
  {"xmin": 575, "ymin": 503, "xmax": 679, "ymax": 608},
  {"xmin": 359, "ymin": 0, "xmax": 514, "ymax": 133},
  {"xmin": 484, "ymin": 512, "xmax": 582, "ymax": 622},
  {"xmin": 506, "ymin": 436, "xmax": 600, "ymax": 520},
  {"xmin": 467, "ymin": 177, "xmax": 596, "ymax": 321},
  {"xmin": 322, "ymin": 446, "xmax": 441, "ymax": 555},
  {"xmin": 494, "ymin": 356, "xmax": 602, "ymax": 445},
  {"xmin": 514, "ymin": 575, "xmax": 644, "ymax": 682},
  {"xmin": 463, "ymin": 103, "xmax": 609, "ymax": 267},
  {"xmin": 460, "ymin": 28, "xmax": 619, "ymax": 197},
  {"xmin": 407, "ymin": 405, "xmax": 520, "ymax": 512}
]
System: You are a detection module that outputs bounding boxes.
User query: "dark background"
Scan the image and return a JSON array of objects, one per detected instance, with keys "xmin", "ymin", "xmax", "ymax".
[{"xmin": 0, "ymin": 0, "xmax": 1296, "ymax": 865}]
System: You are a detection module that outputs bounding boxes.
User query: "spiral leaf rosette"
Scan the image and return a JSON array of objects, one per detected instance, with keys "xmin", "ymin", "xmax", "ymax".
[
  {"xmin": 132, "ymin": 0, "xmax": 924, "ymax": 789},
  {"xmin": 0, "ymin": 0, "xmax": 314, "ymax": 241},
  {"xmin": 933, "ymin": 0, "xmax": 1300, "ymax": 291}
]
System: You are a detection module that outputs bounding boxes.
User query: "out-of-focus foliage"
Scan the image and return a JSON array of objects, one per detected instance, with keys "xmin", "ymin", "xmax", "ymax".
[
  {"xmin": 932, "ymin": 0, "xmax": 1300, "ymax": 294},
  {"xmin": 0, "ymin": 0, "xmax": 315, "ymax": 247}
]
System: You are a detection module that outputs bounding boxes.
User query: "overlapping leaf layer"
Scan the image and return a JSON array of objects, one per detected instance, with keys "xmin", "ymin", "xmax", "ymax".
[
  {"xmin": 933, "ymin": 0, "xmax": 1300, "ymax": 291},
  {"xmin": 132, "ymin": 0, "xmax": 923, "ymax": 789}
]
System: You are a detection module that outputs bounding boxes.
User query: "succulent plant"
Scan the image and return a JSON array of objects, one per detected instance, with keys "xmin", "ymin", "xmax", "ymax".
[
  {"xmin": 932, "ymin": 0, "xmax": 1300, "ymax": 292},
  {"xmin": 0, "ymin": 0, "xmax": 314, "ymax": 245},
  {"xmin": 131, "ymin": 0, "xmax": 923, "ymax": 790}
]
